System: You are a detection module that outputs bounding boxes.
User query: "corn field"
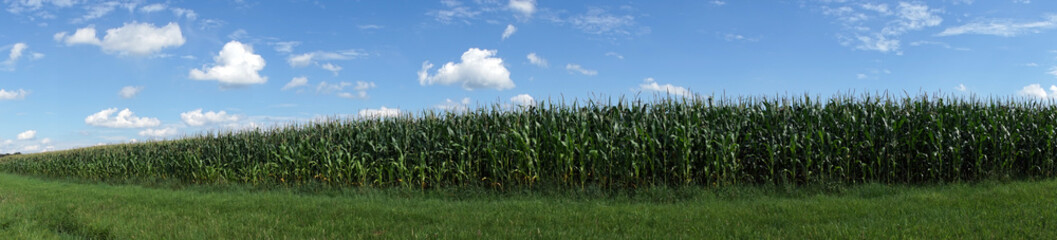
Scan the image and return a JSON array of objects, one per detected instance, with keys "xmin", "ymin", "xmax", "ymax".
[{"xmin": 2, "ymin": 94, "xmax": 1057, "ymax": 189}]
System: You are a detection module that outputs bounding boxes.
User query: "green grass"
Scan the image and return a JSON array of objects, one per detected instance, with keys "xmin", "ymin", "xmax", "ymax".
[{"xmin": 1, "ymin": 173, "xmax": 1054, "ymax": 239}]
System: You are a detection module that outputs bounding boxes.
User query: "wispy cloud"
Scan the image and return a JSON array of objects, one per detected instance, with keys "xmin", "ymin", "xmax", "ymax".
[
  {"xmin": 566, "ymin": 64, "xmax": 597, "ymax": 76},
  {"xmin": 821, "ymin": 2, "xmax": 942, "ymax": 54},
  {"xmin": 938, "ymin": 15, "xmax": 1057, "ymax": 37}
]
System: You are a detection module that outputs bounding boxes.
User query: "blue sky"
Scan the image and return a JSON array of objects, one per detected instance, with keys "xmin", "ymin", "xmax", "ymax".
[{"xmin": 2, "ymin": 0, "xmax": 1057, "ymax": 152}]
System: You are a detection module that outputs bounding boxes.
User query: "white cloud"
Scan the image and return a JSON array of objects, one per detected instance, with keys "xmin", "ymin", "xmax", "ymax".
[
  {"xmin": 821, "ymin": 2, "xmax": 941, "ymax": 54},
  {"xmin": 189, "ymin": 40, "xmax": 268, "ymax": 86},
  {"xmin": 171, "ymin": 8, "xmax": 196, "ymax": 20},
  {"xmin": 605, "ymin": 52, "xmax": 624, "ymax": 60},
  {"xmin": 7, "ymin": 42, "xmax": 26, "ymax": 61},
  {"xmin": 510, "ymin": 94, "xmax": 535, "ymax": 107},
  {"xmin": 419, "ymin": 48, "xmax": 515, "ymax": 90},
  {"xmin": 71, "ymin": 1, "xmax": 130, "ymax": 23},
  {"xmin": 1018, "ymin": 84, "xmax": 1057, "ymax": 99},
  {"xmin": 40, "ymin": 138, "xmax": 51, "ymax": 145},
  {"xmin": 273, "ymin": 41, "xmax": 300, "ymax": 53},
  {"xmin": 508, "ymin": 0, "xmax": 535, "ymax": 16},
  {"xmin": 0, "ymin": 89, "xmax": 29, "ymax": 100},
  {"xmin": 882, "ymin": 2, "xmax": 942, "ymax": 35},
  {"xmin": 321, "ymin": 63, "xmax": 342, "ymax": 75},
  {"xmin": 723, "ymin": 33, "xmax": 758, "ymax": 42},
  {"xmin": 431, "ymin": 0, "xmax": 480, "ymax": 24},
  {"xmin": 180, "ymin": 109, "xmax": 239, "ymax": 126},
  {"xmin": 316, "ymin": 81, "xmax": 351, "ymax": 94},
  {"xmin": 955, "ymin": 83, "xmax": 968, "ymax": 92},
  {"xmin": 139, "ymin": 127, "xmax": 178, "ymax": 138},
  {"xmin": 282, "ymin": 76, "xmax": 308, "ymax": 91},
  {"xmin": 638, "ymin": 78, "xmax": 692, "ymax": 97},
  {"xmin": 710, "ymin": 1, "xmax": 726, "ymax": 6},
  {"xmin": 57, "ymin": 22, "xmax": 185, "ymax": 56},
  {"xmin": 359, "ymin": 107, "xmax": 400, "ymax": 118},
  {"xmin": 1049, "ymin": 66, "xmax": 1057, "ymax": 77},
  {"xmin": 570, "ymin": 8, "xmax": 643, "ymax": 36},
  {"xmin": 938, "ymin": 15, "xmax": 1057, "ymax": 37},
  {"xmin": 5, "ymin": 0, "xmax": 78, "ymax": 14},
  {"xmin": 287, "ymin": 50, "xmax": 365, "ymax": 67},
  {"xmin": 566, "ymin": 64, "xmax": 597, "ymax": 76},
  {"xmin": 2, "ymin": 42, "xmax": 28, "ymax": 70},
  {"xmin": 437, "ymin": 97, "xmax": 472, "ymax": 111},
  {"xmin": 526, "ymin": 53, "xmax": 547, "ymax": 67},
  {"xmin": 502, "ymin": 24, "xmax": 517, "ymax": 40},
  {"xmin": 318, "ymin": 81, "xmax": 375, "ymax": 99},
  {"xmin": 118, "ymin": 86, "xmax": 143, "ymax": 98},
  {"xmin": 16, "ymin": 130, "xmax": 36, "ymax": 140},
  {"xmin": 85, "ymin": 108, "xmax": 161, "ymax": 128},
  {"xmin": 139, "ymin": 3, "xmax": 166, "ymax": 13},
  {"xmin": 851, "ymin": 33, "xmax": 901, "ymax": 53},
  {"xmin": 346, "ymin": 81, "xmax": 376, "ymax": 99},
  {"xmin": 358, "ymin": 24, "xmax": 384, "ymax": 30}
]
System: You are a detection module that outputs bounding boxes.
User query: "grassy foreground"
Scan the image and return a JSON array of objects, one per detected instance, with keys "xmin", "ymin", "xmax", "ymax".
[{"xmin": 0, "ymin": 174, "xmax": 1054, "ymax": 239}]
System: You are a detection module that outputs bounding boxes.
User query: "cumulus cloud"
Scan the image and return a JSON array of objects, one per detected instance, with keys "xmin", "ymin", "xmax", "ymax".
[
  {"xmin": 638, "ymin": 78, "xmax": 692, "ymax": 97},
  {"xmin": 526, "ymin": 53, "xmax": 547, "ymax": 67},
  {"xmin": 1018, "ymin": 84, "xmax": 1057, "ymax": 99},
  {"xmin": 566, "ymin": 64, "xmax": 597, "ymax": 76},
  {"xmin": 502, "ymin": 24, "xmax": 517, "ymax": 40},
  {"xmin": 139, "ymin": 127, "xmax": 178, "ymax": 138},
  {"xmin": 55, "ymin": 22, "xmax": 185, "ymax": 56},
  {"xmin": 287, "ymin": 50, "xmax": 366, "ymax": 67},
  {"xmin": 508, "ymin": 0, "xmax": 535, "ymax": 16},
  {"xmin": 189, "ymin": 41, "xmax": 268, "ymax": 86},
  {"xmin": 419, "ymin": 48, "xmax": 515, "ymax": 90},
  {"xmin": 437, "ymin": 97, "xmax": 472, "ymax": 111},
  {"xmin": 282, "ymin": 76, "xmax": 308, "ymax": 91},
  {"xmin": 510, "ymin": 94, "xmax": 535, "ymax": 107},
  {"xmin": 359, "ymin": 107, "xmax": 400, "ymax": 118},
  {"xmin": 17, "ymin": 130, "xmax": 36, "ymax": 140},
  {"xmin": 118, "ymin": 86, "xmax": 143, "ymax": 98},
  {"xmin": 938, "ymin": 15, "xmax": 1057, "ymax": 37},
  {"xmin": 0, "ymin": 89, "xmax": 29, "ymax": 100},
  {"xmin": 955, "ymin": 83, "xmax": 968, "ymax": 92},
  {"xmin": 180, "ymin": 109, "xmax": 240, "ymax": 126},
  {"xmin": 85, "ymin": 108, "xmax": 161, "ymax": 128}
]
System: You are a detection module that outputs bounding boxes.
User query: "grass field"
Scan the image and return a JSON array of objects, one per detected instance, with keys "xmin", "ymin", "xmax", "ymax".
[{"xmin": 1, "ymin": 173, "xmax": 1054, "ymax": 239}]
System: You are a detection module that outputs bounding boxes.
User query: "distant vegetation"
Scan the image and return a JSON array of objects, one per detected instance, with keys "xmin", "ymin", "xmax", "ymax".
[
  {"xmin": 2, "ymin": 94, "xmax": 1057, "ymax": 190},
  {"xmin": 0, "ymin": 152, "xmax": 21, "ymax": 158}
]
